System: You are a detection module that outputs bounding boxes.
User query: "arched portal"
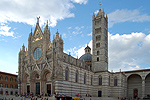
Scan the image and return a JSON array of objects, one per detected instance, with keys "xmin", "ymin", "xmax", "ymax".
[
  {"xmin": 31, "ymin": 71, "xmax": 40, "ymax": 95},
  {"xmin": 145, "ymin": 73, "xmax": 150, "ymax": 96},
  {"xmin": 41, "ymin": 69, "xmax": 51, "ymax": 96},
  {"xmin": 23, "ymin": 73, "xmax": 29, "ymax": 94},
  {"xmin": 127, "ymin": 74, "xmax": 142, "ymax": 98}
]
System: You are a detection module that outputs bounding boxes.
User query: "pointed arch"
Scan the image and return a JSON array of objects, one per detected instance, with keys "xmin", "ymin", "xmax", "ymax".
[
  {"xmin": 41, "ymin": 69, "xmax": 51, "ymax": 81},
  {"xmin": 65, "ymin": 67, "xmax": 69, "ymax": 81},
  {"xmin": 98, "ymin": 75, "xmax": 102, "ymax": 85},
  {"xmin": 84, "ymin": 73, "xmax": 86, "ymax": 84},
  {"xmin": 31, "ymin": 71, "xmax": 40, "ymax": 80},
  {"xmin": 114, "ymin": 76, "xmax": 117, "ymax": 86},
  {"xmin": 23, "ymin": 73, "xmax": 29, "ymax": 82},
  {"xmin": 75, "ymin": 70, "xmax": 78, "ymax": 83}
]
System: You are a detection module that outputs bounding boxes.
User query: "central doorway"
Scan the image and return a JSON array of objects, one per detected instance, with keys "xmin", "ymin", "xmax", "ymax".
[
  {"xmin": 47, "ymin": 84, "xmax": 51, "ymax": 96},
  {"xmin": 133, "ymin": 89, "xmax": 138, "ymax": 98},
  {"xmin": 36, "ymin": 82, "xmax": 40, "ymax": 95}
]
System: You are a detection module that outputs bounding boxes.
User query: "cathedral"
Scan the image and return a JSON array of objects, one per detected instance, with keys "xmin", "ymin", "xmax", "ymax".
[{"xmin": 18, "ymin": 8, "xmax": 150, "ymax": 98}]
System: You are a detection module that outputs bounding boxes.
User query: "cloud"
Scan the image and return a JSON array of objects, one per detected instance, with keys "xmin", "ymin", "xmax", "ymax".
[
  {"xmin": 66, "ymin": 40, "xmax": 92, "ymax": 58},
  {"xmin": 72, "ymin": 26, "xmax": 85, "ymax": 34},
  {"xmin": 108, "ymin": 32, "xmax": 150, "ymax": 71},
  {"xmin": 62, "ymin": 33, "xmax": 67, "ymax": 38},
  {"xmin": 87, "ymin": 32, "xmax": 92, "ymax": 36},
  {"xmin": 0, "ymin": 0, "xmax": 88, "ymax": 27},
  {"xmin": 71, "ymin": 0, "xmax": 88, "ymax": 4},
  {"xmin": 0, "ymin": 25, "xmax": 14, "ymax": 37},
  {"xmin": 108, "ymin": 9, "xmax": 150, "ymax": 28},
  {"xmin": 67, "ymin": 27, "xmax": 72, "ymax": 29},
  {"xmin": 69, "ymin": 32, "xmax": 150, "ymax": 72}
]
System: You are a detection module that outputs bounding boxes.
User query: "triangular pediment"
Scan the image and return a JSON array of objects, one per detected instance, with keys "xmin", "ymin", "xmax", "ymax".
[{"xmin": 32, "ymin": 24, "xmax": 44, "ymax": 42}]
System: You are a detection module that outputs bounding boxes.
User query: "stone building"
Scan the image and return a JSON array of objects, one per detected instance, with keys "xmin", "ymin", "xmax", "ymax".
[
  {"xmin": 18, "ymin": 8, "xmax": 150, "ymax": 98},
  {"xmin": 0, "ymin": 71, "xmax": 18, "ymax": 95}
]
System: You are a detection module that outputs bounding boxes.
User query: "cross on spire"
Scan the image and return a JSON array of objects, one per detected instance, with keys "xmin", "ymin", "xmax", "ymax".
[{"xmin": 37, "ymin": 16, "xmax": 40, "ymax": 24}]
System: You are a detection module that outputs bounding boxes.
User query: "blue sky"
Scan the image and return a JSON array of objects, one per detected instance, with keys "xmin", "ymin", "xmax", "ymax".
[{"xmin": 0, "ymin": 0, "xmax": 150, "ymax": 74}]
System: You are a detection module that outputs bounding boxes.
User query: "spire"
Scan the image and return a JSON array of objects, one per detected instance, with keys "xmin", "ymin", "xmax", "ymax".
[
  {"xmin": 46, "ymin": 20, "xmax": 48, "ymax": 28},
  {"xmin": 56, "ymin": 29, "xmax": 59, "ymax": 38},
  {"xmin": 30, "ymin": 28, "xmax": 32, "ymax": 36},
  {"xmin": 99, "ymin": 8, "xmax": 101, "ymax": 12},
  {"xmin": 102, "ymin": 8, "xmax": 105, "ymax": 17},
  {"xmin": 22, "ymin": 44, "xmax": 25, "ymax": 51},
  {"xmin": 93, "ymin": 12, "xmax": 95, "ymax": 20}
]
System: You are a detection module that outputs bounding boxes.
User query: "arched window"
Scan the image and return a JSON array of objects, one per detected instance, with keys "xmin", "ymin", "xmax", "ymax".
[
  {"xmin": 5, "ymin": 76, "xmax": 8, "ymax": 81},
  {"xmin": 10, "ymin": 77, "xmax": 13, "ymax": 82},
  {"xmin": 15, "ymin": 79, "xmax": 17, "ymax": 82},
  {"xmin": 0, "ymin": 76, "xmax": 3, "ymax": 80},
  {"xmin": 99, "ymin": 75, "xmax": 102, "ymax": 85},
  {"xmin": 75, "ymin": 70, "xmax": 78, "ymax": 83},
  {"xmin": 114, "ymin": 77, "xmax": 117, "ymax": 86},
  {"xmin": 65, "ymin": 68, "xmax": 69, "ymax": 81},
  {"xmin": 84, "ymin": 73, "xmax": 86, "ymax": 84},
  {"xmin": 97, "ymin": 57, "xmax": 99, "ymax": 61},
  {"xmin": 108, "ymin": 76, "xmax": 110, "ymax": 86},
  {"xmin": 97, "ymin": 51, "xmax": 100, "ymax": 55}
]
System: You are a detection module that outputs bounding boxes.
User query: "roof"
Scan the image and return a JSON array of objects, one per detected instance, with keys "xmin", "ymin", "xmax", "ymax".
[
  {"xmin": 79, "ymin": 53, "xmax": 92, "ymax": 61},
  {"xmin": 0, "ymin": 71, "xmax": 18, "ymax": 76},
  {"xmin": 85, "ymin": 45, "xmax": 91, "ymax": 50}
]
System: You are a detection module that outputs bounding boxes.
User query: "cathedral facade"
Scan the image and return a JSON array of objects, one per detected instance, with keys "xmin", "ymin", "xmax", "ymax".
[{"xmin": 18, "ymin": 8, "xmax": 150, "ymax": 98}]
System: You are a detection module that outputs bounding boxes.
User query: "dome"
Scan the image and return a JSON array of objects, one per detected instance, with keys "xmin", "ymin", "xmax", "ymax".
[{"xmin": 79, "ymin": 53, "xmax": 92, "ymax": 61}]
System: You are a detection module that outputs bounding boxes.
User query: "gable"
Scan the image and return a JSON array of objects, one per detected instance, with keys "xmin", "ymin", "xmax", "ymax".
[{"xmin": 32, "ymin": 24, "xmax": 43, "ymax": 42}]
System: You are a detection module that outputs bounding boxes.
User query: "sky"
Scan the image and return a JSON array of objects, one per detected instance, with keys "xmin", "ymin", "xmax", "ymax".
[{"xmin": 0, "ymin": 0, "xmax": 150, "ymax": 75}]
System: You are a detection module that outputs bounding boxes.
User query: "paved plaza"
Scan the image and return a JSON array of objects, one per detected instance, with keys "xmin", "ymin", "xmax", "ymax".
[
  {"xmin": 0, "ymin": 95, "xmax": 119, "ymax": 100},
  {"xmin": 0, "ymin": 95, "xmax": 147, "ymax": 100}
]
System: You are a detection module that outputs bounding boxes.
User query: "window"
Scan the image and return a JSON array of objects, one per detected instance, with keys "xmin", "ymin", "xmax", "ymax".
[
  {"xmin": 5, "ymin": 76, "xmax": 8, "ymax": 81},
  {"xmin": 10, "ymin": 85, "xmax": 13, "ymax": 88},
  {"xmin": 0, "ymin": 76, "xmax": 3, "ymax": 80},
  {"xmin": 15, "ymin": 79, "xmax": 17, "ymax": 82},
  {"xmin": 5, "ymin": 84, "xmax": 8, "ymax": 88},
  {"xmin": 114, "ymin": 77, "xmax": 117, "ymax": 86},
  {"xmin": 97, "ymin": 51, "xmax": 100, "ymax": 55},
  {"xmin": 96, "ymin": 35, "xmax": 101, "ymax": 41},
  {"xmin": 95, "ymin": 28, "xmax": 101, "ymax": 34},
  {"xmin": 99, "ymin": 76, "xmax": 102, "ymax": 85},
  {"xmin": 10, "ymin": 77, "xmax": 13, "ymax": 82},
  {"xmin": 91, "ymin": 76, "xmax": 93, "ymax": 85},
  {"xmin": 0, "ymin": 84, "xmax": 3, "ymax": 87},
  {"xmin": 75, "ymin": 71, "xmax": 78, "ymax": 83},
  {"xmin": 65, "ymin": 68, "xmax": 69, "ymax": 81},
  {"xmin": 96, "ymin": 43, "xmax": 100, "ymax": 48},
  {"xmin": 34, "ymin": 48, "xmax": 42, "ymax": 60},
  {"xmin": 108, "ymin": 76, "xmax": 110, "ymax": 86},
  {"xmin": 97, "ymin": 57, "xmax": 99, "ymax": 61},
  {"xmin": 95, "ymin": 21, "xmax": 100, "ymax": 25},
  {"xmin": 11, "ymin": 91, "xmax": 13, "ymax": 95},
  {"xmin": 84, "ymin": 73, "xmax": 86, "ymax": 84},
  {"xmin": 15, "ymin": 85, "xmax": 18, "ymax": 89}
]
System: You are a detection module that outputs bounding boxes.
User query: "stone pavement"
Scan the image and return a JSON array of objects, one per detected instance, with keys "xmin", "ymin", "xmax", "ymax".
[
  {"xmin": 0, "ymin": 95, "xmax": 118, "ymax": 100},
  {"xmin": 0, "ymin": 95, "xmax": 145, "ymax": 100}
]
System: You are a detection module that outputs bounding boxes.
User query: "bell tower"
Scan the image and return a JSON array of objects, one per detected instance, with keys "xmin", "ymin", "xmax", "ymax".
[{"xmin": 92, "ymin": 8, "xmax": 108, "ymax": 72}]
